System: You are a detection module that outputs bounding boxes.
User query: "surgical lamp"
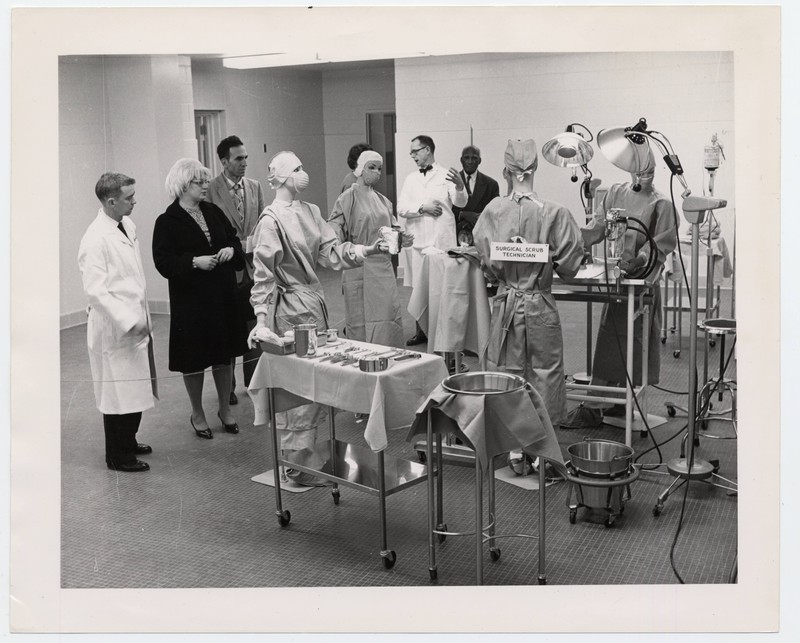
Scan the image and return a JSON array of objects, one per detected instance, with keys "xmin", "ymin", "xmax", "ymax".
[
  {"xmin": 597, "ymin": 117, "xmax": 691, "ymax": 196},
  {"xmin": 599, "ymin": 117, "xmax": 732, "ymax": 506},
  {"xmin": 542, "ymin": 123, "xmax": 601, "ymax": 216}
]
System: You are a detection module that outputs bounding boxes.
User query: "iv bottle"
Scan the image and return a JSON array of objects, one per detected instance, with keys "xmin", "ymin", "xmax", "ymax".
[{"xmin": 704, "ymin": 134, "xmax": 722, "ymax": 171}]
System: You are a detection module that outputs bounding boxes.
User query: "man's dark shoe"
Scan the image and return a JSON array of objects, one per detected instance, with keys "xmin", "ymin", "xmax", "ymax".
[
  {"xmin": 135, "ymin": 443, "xmax": 153, "ymax": 455},
  {"xmin": 406, "ymin": 333, "xmax": 427, "ymax": 346},
  {"xmin": 107, "ymin": 460, "xmax": 150, "ymax": 472}
]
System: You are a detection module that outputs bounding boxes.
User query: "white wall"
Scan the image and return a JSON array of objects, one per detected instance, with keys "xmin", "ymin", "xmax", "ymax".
[
  {"xmin": 394, "ymin": 52, "xmax": 735, "ymax": 246},
  {"xmin": 320, "ymin": 63, "xmax": 395, "ymax": 214},
  {"xmin": 191, "ymin": 59, "xmax": 328, "ymax": 214},
  {"xmin": 59, "ymin": 55, "xmax": 197, "ymax": 326}
]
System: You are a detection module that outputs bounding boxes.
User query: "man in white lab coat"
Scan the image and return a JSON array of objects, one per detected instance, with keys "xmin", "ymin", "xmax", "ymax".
[
  {"xmin": 78, "ymin": 173, "xmax": 158, "ymax": 472},
  {"xmin": 397, "ymin": 134, "xmax": 468, "ymax": 345}
]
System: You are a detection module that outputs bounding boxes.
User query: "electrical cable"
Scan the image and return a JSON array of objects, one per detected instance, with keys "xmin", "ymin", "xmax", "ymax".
[{"xmin": 667, "ymin": 334, "xmax": 737, "ymax": 584}]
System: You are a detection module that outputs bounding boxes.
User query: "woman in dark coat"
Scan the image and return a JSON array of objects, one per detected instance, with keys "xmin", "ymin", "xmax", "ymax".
[{"xmin": 153, "ymin": 158, "xmax": 248, "ymax": 439}]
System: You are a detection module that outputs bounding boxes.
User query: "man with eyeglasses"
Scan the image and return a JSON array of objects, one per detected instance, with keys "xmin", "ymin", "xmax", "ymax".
[
  {"xmin": 398, "ymin": 135, "xmax": 468, "ymax": 346},
  {"xmin": 206, "ymin": 135, "xmax": 266, "ymax": 405}
]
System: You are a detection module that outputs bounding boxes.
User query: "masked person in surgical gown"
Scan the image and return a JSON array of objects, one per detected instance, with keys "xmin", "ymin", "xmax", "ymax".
[
  {"xmin": 248, "ymin": 151, "xmax": 386, "ymax": 485},
  {"xmin": 472, "ymin": 139, "xmax": 584, "ymax": 428},
  {"xmin": 328, "ymin": 150, "xmax": 411, "ymax": 347},
  {"xmin": 562, "ymin": 144, "xmax": 677, "ymax": 429}
]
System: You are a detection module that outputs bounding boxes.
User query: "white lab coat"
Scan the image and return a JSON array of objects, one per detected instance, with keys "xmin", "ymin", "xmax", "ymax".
[{"xmin": 78, "ymin": 209, "xmax": 157, "ymax": 415}]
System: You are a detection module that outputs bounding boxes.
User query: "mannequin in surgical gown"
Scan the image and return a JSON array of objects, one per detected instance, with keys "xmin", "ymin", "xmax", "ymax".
[
  {"xmin": 472, "ymin": 139, "xmax": 584, "ymax": 427},
  {"xmin": 328, "ymin": 151, "xmax": 407, "ymax": 347},
  {"xmin": 248, "ymin": 151, "xmax": 385, "ymax": 483},
  {"xmin": 562, "ymin": 146, "xmax": 677, "ymax": 429}
]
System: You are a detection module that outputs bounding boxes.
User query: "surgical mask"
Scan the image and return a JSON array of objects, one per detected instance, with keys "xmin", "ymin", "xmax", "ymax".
[
  {"xmin": 362, "ymin": 168, "xmax": 381, "ymax": 186},
  {"xmin": 630, "ymin": 170, "xmax": 654, "ymax": 192},
  {"xmin": 292, "ymin": 170, "xmax": 310, "ymax": 193}
]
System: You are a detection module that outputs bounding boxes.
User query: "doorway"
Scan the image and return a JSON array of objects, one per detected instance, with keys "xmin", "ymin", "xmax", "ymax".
[
  {"xmin": 195, "ymin": 110, "xmax": 225, "ymax": 175},
  {"xmin": 366, "ymin": 112, "xmax": 397, "ymax": 211}
]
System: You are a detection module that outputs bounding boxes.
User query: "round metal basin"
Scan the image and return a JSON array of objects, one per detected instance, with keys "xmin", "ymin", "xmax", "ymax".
[
  {"xmin": 442, "ymin": 371, "xmax": 527, "ymax": 396},
  {"xmin": 567, "ymin": 439, "xmax": 634, "ymax": 478}
]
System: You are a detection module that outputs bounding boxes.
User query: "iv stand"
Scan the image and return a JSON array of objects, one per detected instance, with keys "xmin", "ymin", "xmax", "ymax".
[{"xmin": 653, "ymin": 195, "xmax": 733, "ymax": 515}]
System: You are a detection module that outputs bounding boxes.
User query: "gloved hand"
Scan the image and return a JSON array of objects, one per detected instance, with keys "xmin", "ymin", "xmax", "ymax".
[
  {"xmin": 619, "ymin": 254, "xmax": 646, "ymax": 276},
  {"xmin": 248, "ymin": 324, "xmax": 281, "ymax": 349}
]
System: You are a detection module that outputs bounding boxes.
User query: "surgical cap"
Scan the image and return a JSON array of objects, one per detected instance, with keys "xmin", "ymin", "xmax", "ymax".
[
  {"xmin": 504, "ymin": 139, "xmax": 538, "ymax": 181},
  {"xmin": 637, "ymin": 145, "xmax": 656, "ymax": 175},
  {"xmin": 354, "ymin": 150, "xmax": 383, "ymax": 177},
  {"xmin": 267, "ymin": 151, "xmax": 303, "ymax": 189}
]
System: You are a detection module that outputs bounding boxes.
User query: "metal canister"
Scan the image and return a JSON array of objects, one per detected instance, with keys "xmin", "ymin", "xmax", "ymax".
[
  {"xmin": 293, "ymin": 323, "xmax": 318, "ymax": 357},
  {"xmin": 381, "ymin": 225, "xmax": 402, "ymax": 255}
]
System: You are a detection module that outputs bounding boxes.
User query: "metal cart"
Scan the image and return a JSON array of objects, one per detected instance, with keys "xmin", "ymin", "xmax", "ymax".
[{"xmin": 250, "ymin": 341, "xmax": 449, "ymax": 570}]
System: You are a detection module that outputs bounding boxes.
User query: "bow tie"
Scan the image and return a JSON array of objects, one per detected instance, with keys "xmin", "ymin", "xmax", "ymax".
[
  {"xmin": 419, "ymin": 166, "xmax": 433, "ymax": 176},
  {"xmin": 511, "ymin": 191, "xmax": 534, "ymax": 203}
]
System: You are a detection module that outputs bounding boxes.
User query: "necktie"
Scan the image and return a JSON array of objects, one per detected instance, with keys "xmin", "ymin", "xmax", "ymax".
[
  {"xmin": 117, "ymin": 221, "xmax": 128, "ymax": 239},
  {"xmin": 464, "ymin": 173, "xmax": 473, "ymax": 197},
  {"xmin": 419, "ymin": 166, "xmax": 433, "ymax": 176},
  {"xmin": 232, "ymin": 182, "xmax": 244, "ymax": 222}
]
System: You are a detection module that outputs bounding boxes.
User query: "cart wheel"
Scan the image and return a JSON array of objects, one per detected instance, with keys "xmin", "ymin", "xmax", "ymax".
[
  {"xmin": 652, "ymin": 505, "xmax": 662, "ymax": 517},
  {"xmin": 661, "ymin": 336, "xmax": 666, "ymax": 344},
  {"xmin": 538, "ymin": 577, "xmax": 547, "ymax": 585},
  {"xmin": 417, "ymin": 450, "xmax": 427, "ymax": 464},
  {"xmin": 667, "ymin": 405, "xmax": 676, "ymax": 418},
  {"xmin": 569, "ymin": 509, "xmax": 577, "ymax": 524},
  {"xmin": 604, "ymin": 516, "xmax": 615, "ymax": 528},
  {"xmin": 490, "ymin": 548, "xmax": 501, "ymax": 562},
  {"xmin": 710, "ymin": 339, "xmax": 716, "ymax": 348},
  {"xmin": 673, "ymin": 350, "xmax": 681, "ymax": 358},
  {"xmin": 382, "ymin": 551, "xmax": 397, "ymax": 570},
  {"xmin": 331, "ymin": 489, "xmax": 340, "ymax": 505},
  {"xmin": 436, "ymin": 523, "xmax": 448, "ymax": 544},
  {"xmin": 429, "ymin": 568, "xmax": 438, "ymax": 582},
  {"xmin": 277, "ymin": 510, "xmax": 291, "ymax": 527}
]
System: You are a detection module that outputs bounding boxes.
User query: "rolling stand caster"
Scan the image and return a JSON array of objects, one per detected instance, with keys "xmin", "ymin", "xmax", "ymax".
[
  {"xmin": 490, "ymin": 548, "xmax": 501, "ymax": 562},
  {"xmin": 277, "ymin": 510, "xmax": 291, "ymax": 526},
  {"xmin": 331, "ymin": 489, "xmax": 340, "ymax": 505},
  {"xmin": 381, "ymin": 550, "xmax": 397, "ymax": 569}
]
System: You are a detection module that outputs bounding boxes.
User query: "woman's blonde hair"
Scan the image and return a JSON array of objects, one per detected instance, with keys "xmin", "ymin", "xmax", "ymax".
[{"xmin": 165, "ymin": 158, "xmax": 211, "ymax": 200}]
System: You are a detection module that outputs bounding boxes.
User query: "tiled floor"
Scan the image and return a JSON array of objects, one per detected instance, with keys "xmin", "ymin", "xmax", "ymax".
[{"xmin": 60, "ymin": 268, "xmax": 738, "ymax": 588}]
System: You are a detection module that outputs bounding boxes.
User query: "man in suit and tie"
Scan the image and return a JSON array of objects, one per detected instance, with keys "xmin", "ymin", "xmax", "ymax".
[
  {"xmin": 453, "ymin": 145, "xmax": 500, "ymax": 245},
  {"xmin": 206, "ymin": 135, "xmax": 266, "ymax": 404}
]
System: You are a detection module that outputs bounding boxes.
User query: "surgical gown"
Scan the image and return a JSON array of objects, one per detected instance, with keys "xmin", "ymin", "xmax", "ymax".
[
  {"xmin": 582, "ymin": 182, "xmax": 677, "ymax": 386},
  {"xmin": 250, "ymin": 198, "xmax": 365, "ymax": 450},
  {"xmin": 473, "ymin": 194, "xmax": 584, "ymax": 427},
  {"xmin": 327, "ymin": 184, "xmax": 403, "ymax": 347}
]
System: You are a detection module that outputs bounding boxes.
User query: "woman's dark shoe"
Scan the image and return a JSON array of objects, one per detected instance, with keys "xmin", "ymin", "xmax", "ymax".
[
  {"xmin": 218, "ymin": 412, "xmax": 240, "ymax": 434},
  {"xmin": 190, "ymin": 416, "xmax": 214, "ymax": 439}
]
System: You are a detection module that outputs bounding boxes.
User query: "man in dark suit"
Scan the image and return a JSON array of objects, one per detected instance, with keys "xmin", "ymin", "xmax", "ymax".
[
  {"xmin": 206, "ymin": 135, "xmax": 266, "ymax": 404},
  {"xmin": 453, "ymin": 145, "xmax": 500, "ymax": 245}
]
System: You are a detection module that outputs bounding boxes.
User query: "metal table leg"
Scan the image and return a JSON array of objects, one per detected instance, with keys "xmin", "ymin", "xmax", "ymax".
[
  {"xmin": 488, "ymin": 456, "xmax": 499, "ymax": 562},
  {"xmin": 475, "ymin": 457, "xmax": 483, "ymax": 586},
  {"xmin": 329, "ymin": 406, "xmax": 340, "ymax": 505},
  {"xmin": 426, "ymin": 409, "xmax": 438, "ymax": 581},
  {"xmin": 268, "ymin": 388, "xmax": 290, "ymax": 526},
  {"xmin": 377, "ymin": 450, "xmax": 396, "ymax": 568},
  {"xmin": 625, "ymin": 284, "xmax": 635, "ymax": 447},
  {"xmin": 436, "ymin": 432, "xmax": 445, "ymax": 536},
  {"xmin": 538, "ymin": 462, "xmax": 547, "ymax": 585}
]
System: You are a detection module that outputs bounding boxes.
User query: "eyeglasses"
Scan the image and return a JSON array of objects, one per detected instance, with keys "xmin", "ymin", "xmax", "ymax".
[
  {"xmin": 409, "ymin": 146, "xmax": 428, "ymax": 157},
  {"xmin": 191, "ymin": 179, "xmax": 210, "ymax": 187}
]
